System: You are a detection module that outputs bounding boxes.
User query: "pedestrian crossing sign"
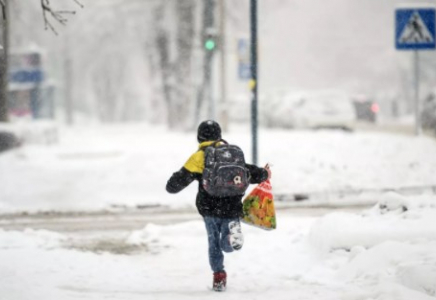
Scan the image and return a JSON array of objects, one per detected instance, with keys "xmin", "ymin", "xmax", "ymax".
[{"xmin": 396, "ymin": 8, "xmax": 436, "ymax": 50}]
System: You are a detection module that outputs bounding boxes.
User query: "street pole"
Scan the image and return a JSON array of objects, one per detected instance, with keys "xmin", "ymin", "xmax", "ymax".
[
  {"xmin": 206, "ymin": 0, "xmax": 215, "ymax": 121},
  {"xmin": 219, "ymin": 0, "xmax": 228, "ymax": 131},
  {"xmin": 250, "ymin": 0, "xmax": 258, "ymax": 165},
  {"xmin": 414, "ymin": 50, "xmax": 421, "ymax": 136},
  {"xmin": 0, "ymin": 0, "xmax": 9, "ymax": 122}
]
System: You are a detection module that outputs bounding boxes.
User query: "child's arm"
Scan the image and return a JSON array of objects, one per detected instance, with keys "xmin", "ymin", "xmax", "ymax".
[
  {"xmin": 166, "ymin": 150, "xmax": 203, "ymax": 194},
  {"xmin": 166, "ymin": 167, "xmax": 196, "ymax": 193},
  {"xmin": 246, "ymin": 164, "xmax": 269, "ymax": 184}
]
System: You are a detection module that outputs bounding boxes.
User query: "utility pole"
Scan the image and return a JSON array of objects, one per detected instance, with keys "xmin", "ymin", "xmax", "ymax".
[
  {"xmin": 219, "ymin": 0, "xmax": 228, "ymax": 131},
  {"xmin": 250, "ymin": 0, "xmax": 258, "ymax": 165},
  {"xmin": 0, "ymin": 0, "xmax": 9, "ymax": 122}
]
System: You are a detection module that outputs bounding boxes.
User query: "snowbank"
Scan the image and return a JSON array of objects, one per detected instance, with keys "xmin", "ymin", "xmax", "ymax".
[
  {"xmin": 308, "ymin": 193, "xmax": 436, "ymax": 299},
  {"xmin": 309, "ymin": 192, "xmax": 436, "ymax": 251},
  {"xmin": 0, "ymin": 120, "xmax": 58, "ymax": 145},
  {"xmin": 339, "ymin": 241, "xmax": 436, "ymax": 299}
]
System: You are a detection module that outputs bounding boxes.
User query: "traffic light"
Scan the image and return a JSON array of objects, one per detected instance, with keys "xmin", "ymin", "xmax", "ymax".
[
  {"xmin": 204, "ymin": 29, "xmax": 218, "ymax": 51},
  {"xmin": 204, "ymin": 38, "xmax": 216, "ymax": 51}
]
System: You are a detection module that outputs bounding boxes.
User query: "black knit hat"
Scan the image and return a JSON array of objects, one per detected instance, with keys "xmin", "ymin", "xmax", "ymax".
[{"xmin": 197, "ymin": 120, "xmax": 222, "ymax": 143}]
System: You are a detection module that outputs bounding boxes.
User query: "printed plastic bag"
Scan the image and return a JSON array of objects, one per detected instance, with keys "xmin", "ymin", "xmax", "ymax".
[{"xmin": 241, "ymin": 177, "xmax": 276, "ymax": 230}]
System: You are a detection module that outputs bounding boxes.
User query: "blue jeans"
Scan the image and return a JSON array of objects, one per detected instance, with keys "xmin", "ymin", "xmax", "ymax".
[{"xmin": 203, "ymin": 216, "xmax": 239, "ymax": 273}]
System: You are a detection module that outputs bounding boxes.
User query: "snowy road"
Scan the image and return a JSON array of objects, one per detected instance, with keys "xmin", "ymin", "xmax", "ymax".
[
  {"xmin": 0, "ymin": 206, "xmax": 365, "ymax": 232},
  {"xmin": 1, "ymin": 202, "xmax": 436, "ymax": 300},
  {"xmin": 0, "ymin": 206, "xmax": 355, "ymax": 256}
]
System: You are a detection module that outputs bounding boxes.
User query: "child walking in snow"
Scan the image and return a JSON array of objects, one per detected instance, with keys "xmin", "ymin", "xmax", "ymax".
[{"xmin": 166, "ymin": 120, "xmax": 270, "ymax": 291}]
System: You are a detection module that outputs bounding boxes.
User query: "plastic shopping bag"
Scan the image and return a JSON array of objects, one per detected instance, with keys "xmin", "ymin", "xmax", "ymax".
[{"xmin": 241, "ymin": 177, "xmax": 276, "ymax": 230}]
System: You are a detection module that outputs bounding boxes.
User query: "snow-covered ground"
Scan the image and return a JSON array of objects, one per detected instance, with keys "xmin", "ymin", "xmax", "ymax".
[
  {"xmin": 1, "ymin": 122, "xmax": 436, "ymax": 299},
  {"xmin": 1, "ymin": 122, "xmax": 436, "ymax": 213},
  {"xmin": 1, "ymin": 195, "xmax": 436, "ymax": 300}
]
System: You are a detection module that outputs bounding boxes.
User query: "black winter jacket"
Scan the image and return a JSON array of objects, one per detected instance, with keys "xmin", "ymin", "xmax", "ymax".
[{"xmin": 166, "ymin": 141, "xmax": 268, "ymax": 218}]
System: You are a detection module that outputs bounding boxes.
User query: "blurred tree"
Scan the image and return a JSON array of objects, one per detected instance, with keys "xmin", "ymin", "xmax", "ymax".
[
  {"xmin": 54, "ymin": 0, "xmax": 198, "ymax": 126},
  {"xmin": 150, "ymin": 0, "xmax": 196, "ymax": 129},
  {"xmin": 0, "ymin": 0, "xmax": 82, "ymax": 122},
  {"xmin": 173, "ymin": 0, "xmax": 196, "ymax": 128},
  {"xmin": 153, "ymin": 2, "xmax": 173, "ymax": 126}
]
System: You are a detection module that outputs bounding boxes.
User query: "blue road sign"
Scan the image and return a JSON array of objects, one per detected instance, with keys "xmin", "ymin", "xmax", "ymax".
[
  {"xmin": 238, "ymin": 38, "xmax": 250, "ymax": 80},
  {"xmin": 396, "ymin": 8, "xmax": 436, "ymax": 50},
  {"xmin": 238, "ymin": 38, "xmax": 249, "ymax": 59},
  {"xmin": 238, "ymin": 63, "xmax": 251, "ymax": 80},
  {"xmin": 9, "ymin": 70, "xmax": 44, "ymax": 84}
]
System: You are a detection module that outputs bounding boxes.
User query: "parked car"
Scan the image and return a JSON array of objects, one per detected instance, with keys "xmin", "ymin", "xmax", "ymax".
[
  {"xmin": 352, "ymin": 95, "xmax": 379, "ymax": 123},
  {"xmin": 0, "ymin": 131, "xmax": 21, "ymax": 153},
  {"xmin": 264, "ymin": 90, "xmax": 356, "ymax": 130},
  {"xmin": 261, "ymin": 88, "xmax": 296, "ymax": 127}
]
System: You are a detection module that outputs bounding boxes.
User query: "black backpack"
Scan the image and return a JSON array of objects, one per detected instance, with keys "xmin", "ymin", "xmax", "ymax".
[{"xmin": 202, "ymin": 139, "xmax": 250, "ymax": 197}]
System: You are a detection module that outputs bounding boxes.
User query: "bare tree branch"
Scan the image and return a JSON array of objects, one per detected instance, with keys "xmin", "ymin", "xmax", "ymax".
[
  {"xmin": 40, "ymin": 0, "xmax": 83, "ymax": 35},
  {"xmin": 71, "ymin": 0, "xmax": 84, "ymax": 9},
  {"xmin": 0, "ymin": 0, "xmax": 5, "ymax": 21}
]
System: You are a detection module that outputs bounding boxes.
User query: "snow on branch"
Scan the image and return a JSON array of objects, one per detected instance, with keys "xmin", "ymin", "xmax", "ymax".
[{"xmin": 40, "ymin": 0, "xmax": 84, "ymax": 35}]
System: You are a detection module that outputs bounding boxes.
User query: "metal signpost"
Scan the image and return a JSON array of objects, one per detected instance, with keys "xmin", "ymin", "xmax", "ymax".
[
  {"xmin": 395, "ymin": 7, "xmax": 436, "ymax": 135},
  {"xmin": 250, "ymin": 0, "xmax": 258, "ymax": 165}
]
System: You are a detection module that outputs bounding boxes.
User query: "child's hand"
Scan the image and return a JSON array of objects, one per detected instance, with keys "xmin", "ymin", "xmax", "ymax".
[{"xmin": 265, "ymin": 164, "xmax": 271, "ymax": 180}]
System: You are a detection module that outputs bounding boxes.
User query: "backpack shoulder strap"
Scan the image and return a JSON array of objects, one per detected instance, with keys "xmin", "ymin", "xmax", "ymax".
[{"xmin": 199, "ymin": 139, "xmax": 228, "ymax": 151}]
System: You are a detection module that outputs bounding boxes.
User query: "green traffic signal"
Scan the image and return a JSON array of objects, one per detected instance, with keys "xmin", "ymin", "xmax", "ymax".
[{"xmin": 204, "ymin": 39, "xmax": 216, "ymax": 51}]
